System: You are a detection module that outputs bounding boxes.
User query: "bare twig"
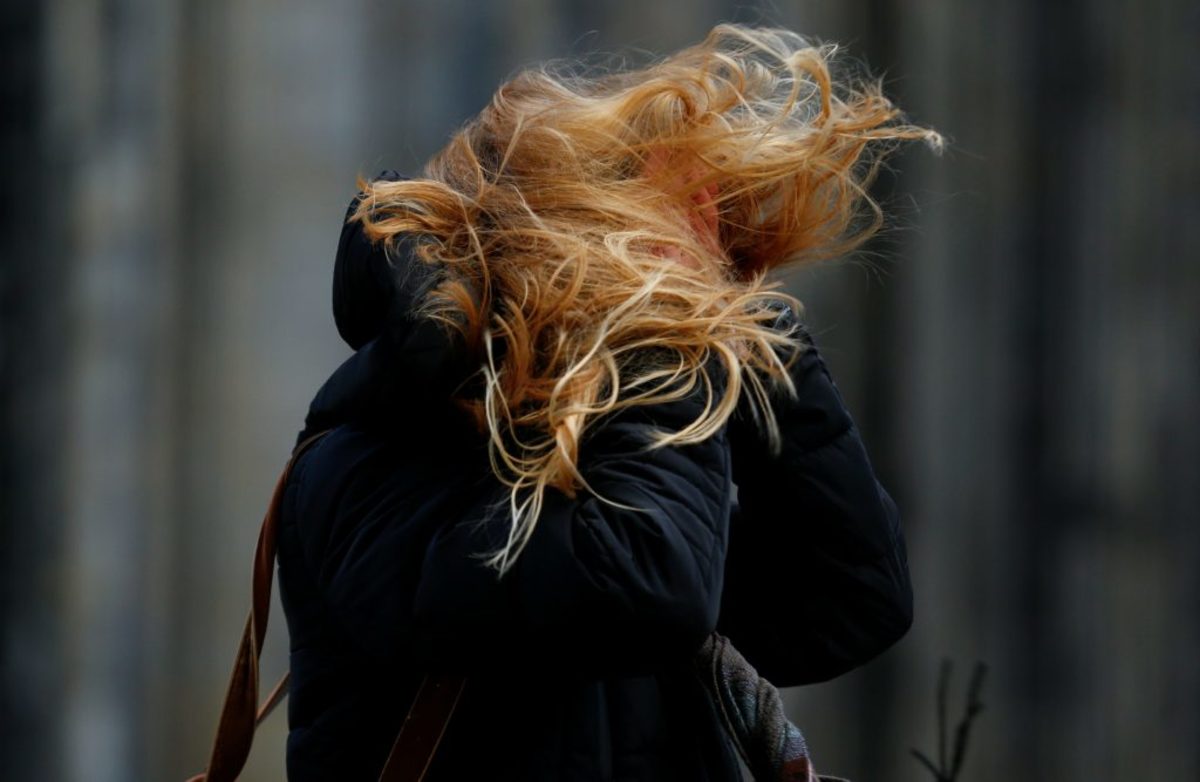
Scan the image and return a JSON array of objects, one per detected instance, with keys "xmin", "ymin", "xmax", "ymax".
[
  {"xmin": 950, "ymin": 662, "xmax": 988, "ymax": 778},
  {"xmin": 910, "ymin": 659, "xmax": 987, "ymax": 782}
]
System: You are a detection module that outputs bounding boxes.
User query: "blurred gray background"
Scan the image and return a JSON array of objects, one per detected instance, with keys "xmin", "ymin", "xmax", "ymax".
[{"xmin": 2, "ymin": 1, "xmax": 1197, "ymax": 780}]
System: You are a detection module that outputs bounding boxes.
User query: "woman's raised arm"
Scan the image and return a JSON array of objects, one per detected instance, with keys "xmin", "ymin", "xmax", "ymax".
[
  {"xmin": 717, "ymin": 309, "xmax": 913, "ymax": 687},
  {"xmin": 409, "ymin": 376, "xmax": 735, "ymax": 677}
]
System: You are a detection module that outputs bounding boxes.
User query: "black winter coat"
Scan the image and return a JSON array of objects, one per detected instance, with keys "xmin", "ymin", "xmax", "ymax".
[{"xmin": 277, "ymin": 200, "xmax": 913, "ymax": 781}]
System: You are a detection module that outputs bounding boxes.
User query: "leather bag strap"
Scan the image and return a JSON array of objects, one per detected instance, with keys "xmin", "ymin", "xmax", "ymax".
[
  {"xmin": 189, "ymin": 429, "xmax": 465, "ymax": 781},
  {"xmin": 189, "ymin": 429, "xmax": 330, "ymax": 782},
  {"xmin": 378, "ymin": 674, "xmax": 467, "ymax": 782}
]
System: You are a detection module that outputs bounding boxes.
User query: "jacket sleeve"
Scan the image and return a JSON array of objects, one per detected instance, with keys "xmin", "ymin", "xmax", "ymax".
[
  {"xmin": 408, "ymin": 373, "xmax": 735, "ymax": 678},
  {"xmin": 716, "ymin": 311, "xmax": 913, "ymax": 687}
]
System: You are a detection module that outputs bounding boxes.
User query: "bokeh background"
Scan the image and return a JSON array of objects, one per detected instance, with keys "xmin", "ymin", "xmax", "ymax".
[{"xmin": 2, "ymin": 1, "xmax": 1197, "ymax": 780}]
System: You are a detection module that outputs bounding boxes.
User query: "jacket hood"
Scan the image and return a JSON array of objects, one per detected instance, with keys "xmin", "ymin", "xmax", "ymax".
[
  {"xmin": 332, "ymin": 170, "xmax": 414, "ymax": 351},
  {"xmin": 296, "ymin": 172, "xmax": 479, "ymax": 449}
]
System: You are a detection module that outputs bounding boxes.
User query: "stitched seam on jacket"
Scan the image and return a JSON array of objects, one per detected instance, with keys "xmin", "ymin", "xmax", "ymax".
[{"xmin": 785, "ymin": 419, "xmax": 855, "ymax": 458}]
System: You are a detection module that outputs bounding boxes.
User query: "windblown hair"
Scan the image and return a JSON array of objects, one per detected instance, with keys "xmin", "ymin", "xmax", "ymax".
[{"xmin": 352, "ymin": 24, "xmax": 941, "ymax": 574}]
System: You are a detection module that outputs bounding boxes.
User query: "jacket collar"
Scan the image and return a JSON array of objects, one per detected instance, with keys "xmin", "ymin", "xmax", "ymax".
[{"xmin": 295, "ymin": 302, "xmax": 481, "ymax": 449}]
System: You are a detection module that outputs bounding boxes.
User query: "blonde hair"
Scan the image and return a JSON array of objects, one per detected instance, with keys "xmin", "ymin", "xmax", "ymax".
[{"xmin": 352, "ymin": 23, "xmax": 941, "ymax": 574}]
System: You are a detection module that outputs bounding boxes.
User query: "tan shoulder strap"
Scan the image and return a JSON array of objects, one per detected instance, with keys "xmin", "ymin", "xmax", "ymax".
[{"xmin": 189, "ymin": 429, "xmax": 466, "ymax": 781}]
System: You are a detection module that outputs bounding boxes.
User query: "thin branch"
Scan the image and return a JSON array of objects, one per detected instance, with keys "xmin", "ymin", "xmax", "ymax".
[
  {"xmin": 909, "ymin": 749, "xmax": 943, "ymax": 781},
  {"xmin": 949, "ymin": 662, "xmax": 988, "ymax": 778},
  {"xmin": 910, "ymin": 659, "xmax": 988, "ymax": 782}
]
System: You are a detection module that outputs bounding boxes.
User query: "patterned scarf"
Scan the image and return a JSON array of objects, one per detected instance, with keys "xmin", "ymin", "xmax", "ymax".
[{"xmin": 694, "ymin": 633, "xmax": 845, "ymax": 782}]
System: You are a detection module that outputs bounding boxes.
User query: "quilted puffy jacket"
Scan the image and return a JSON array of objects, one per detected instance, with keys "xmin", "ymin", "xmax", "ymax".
[{"xmin": 275, "ymin": 182, "xmax": 913, "ymax": 781}]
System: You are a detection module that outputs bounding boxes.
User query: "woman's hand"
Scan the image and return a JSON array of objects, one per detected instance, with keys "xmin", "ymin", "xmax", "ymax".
[{"xmin": 641, "ymin": 148, "xmax": 722, "ymax": 270}]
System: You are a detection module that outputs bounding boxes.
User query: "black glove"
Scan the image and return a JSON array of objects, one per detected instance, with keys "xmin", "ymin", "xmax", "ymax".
[{"xmin": 727, "ymin": 301, "xmax": 854, "ymax": 490}]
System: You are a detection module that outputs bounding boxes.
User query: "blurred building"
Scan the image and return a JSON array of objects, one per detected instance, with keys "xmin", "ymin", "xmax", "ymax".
[{"xmin": 2, "ymin": 1, "xmax": 1197, "ymax": 780}]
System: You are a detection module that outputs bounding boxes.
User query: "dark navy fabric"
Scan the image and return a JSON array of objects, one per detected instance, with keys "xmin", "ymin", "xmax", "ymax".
[{"xmin": 276, "ymin": 190, "xmax": 913, "ymax": 781}]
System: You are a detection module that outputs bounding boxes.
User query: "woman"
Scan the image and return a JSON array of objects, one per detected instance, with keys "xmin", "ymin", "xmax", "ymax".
[{"xmin": 277, "ymin": 24, "xmax": 939, "ymax": 781}]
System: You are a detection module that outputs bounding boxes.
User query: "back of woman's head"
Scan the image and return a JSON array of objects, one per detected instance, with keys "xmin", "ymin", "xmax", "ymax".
[{"xmin": 351, "ymin": 23, "xmax": 941, "ymax": 574}]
